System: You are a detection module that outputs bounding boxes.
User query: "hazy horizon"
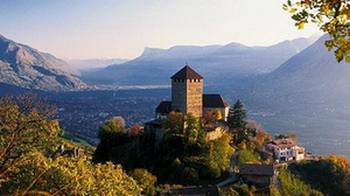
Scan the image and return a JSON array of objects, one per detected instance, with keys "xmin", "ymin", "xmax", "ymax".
[{"xmin": 0, "ymin": 0, "xmax": 320, "ymax": 59}]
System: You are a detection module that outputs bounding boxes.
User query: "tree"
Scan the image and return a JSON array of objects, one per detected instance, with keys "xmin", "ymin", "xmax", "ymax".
[
  {"xmin": 184, "ymin": 114, "xmax": 200, "ymax": 144},
  {"xmin": 1, "ymin": 151, "xmax": 141, "ymax": 195},
  {"xmin": 215, "ymin": 110, "xmax": 223, "ymax": 121},
  {"xmin": 94, "ymin": 116, "xmax": 129, "ymax": 163},
  {"xmin": 0, "ymin": 95, "xmax": 61, "ymax": 187},
  {"xmin": 128, "ymin": 123, "xmax": 143, "ymax": 136},
  {"xmin": 278, "ymin": 170, "xmax": 323, "ymax": 196},
  {"xmin": 0, "ymin": 95, "xmax": 141, "ymax": 195},
  {"xmin": 283, "ymin": 0, "xmax": 350, "ymax": 62},
  {"xmin": 237, "ymin": 149, "xmax": 261, "ymax": 165},
  {"xmin": 130, "ymin": 168, "xmax": 157, "ymax": 196},
  {"xmin": 289, "ymin": 156, "xmax": 350, "ymax": 195},
  {"xmin": 203, "ymin": 110, "xmax": 216, "ymax": 125},
  {"xmin": 98, "ymin": 116, "xmax": 126, "ymax": 141},
  {"xmin": 165, "ymin": 111, "xmax": 184, "ymax": 134},
  {"xmin": 227, "ymin": 100, "xmax": 247, "ymax": 129},
  {"xmin": 207, "ymin": 133, "xmax": 234, "ymax": 172}
]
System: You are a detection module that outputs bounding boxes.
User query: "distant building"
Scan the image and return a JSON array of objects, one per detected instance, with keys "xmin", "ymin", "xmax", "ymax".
[
  {"xmin": 155, "ymin": 65, "xmax": 229, "ymax": 120},
  {"xmin": 265, "ymin": 138, "xmax": 305, "ymax": 162},
  {"xmin": 239, "ymin": 164, "xmax": 278, "ymax": 187}
]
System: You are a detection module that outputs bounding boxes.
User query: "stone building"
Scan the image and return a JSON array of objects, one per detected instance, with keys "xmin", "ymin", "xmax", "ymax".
[
  {"xmin": 171, "ymin": 65, "xmax": 203, "ymax": 118},
  {"xmin": 155, "ymin": 65, "xmax": 229, "ymax": 119},
  {"xmin": 239, "ymin": 164, "xmax": 278, "ymax": 187}
]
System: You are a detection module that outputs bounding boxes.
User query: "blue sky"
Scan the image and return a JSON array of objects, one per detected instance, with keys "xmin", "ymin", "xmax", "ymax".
[{"xmin": 0, "ymin": 0, "xmax": 320, "ymax": 59}]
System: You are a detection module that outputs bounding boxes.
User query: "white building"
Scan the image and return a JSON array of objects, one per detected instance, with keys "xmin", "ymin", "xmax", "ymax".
[{"xmin": 266, "ymin": 138, "xmax": 305, "ymax": 162}]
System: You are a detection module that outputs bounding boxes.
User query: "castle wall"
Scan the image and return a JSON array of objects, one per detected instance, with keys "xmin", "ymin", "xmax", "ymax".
[
  {"xmin": 171, "ymin": 79, "xmax": 203, "ymax": 118},
  {"xmin": 172, "ymin": 79, "xmax": 186, "ymax": 112},
  {"xmin": 186, "ymin": 79, "xmax": 202, "ymax": 118}
]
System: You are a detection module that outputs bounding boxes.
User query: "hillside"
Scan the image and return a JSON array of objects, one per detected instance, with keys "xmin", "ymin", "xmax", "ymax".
[
  {"xmin": 234, "ymin": 35, "xmax": 350, "ymax": 156},
  {"xmin": 81, "ymin": 37, "xmax": 316, "ymax": 85},
  {"xmin": 0, "ymin": 34, "xmax": 85, "ymax": 91},
  {"xmin": 66, "ymin": 58, "xmax": 129, "ymax": 71}
]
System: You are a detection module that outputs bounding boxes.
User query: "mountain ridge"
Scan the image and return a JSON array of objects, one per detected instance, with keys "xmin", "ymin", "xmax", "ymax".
[
  {"xmin": 0, "ymin": 34, "xmax": 85, "ymax": 91},
  {"xmin": 81, "ymin": 36, "xmax": 318, "ymax": 85}
]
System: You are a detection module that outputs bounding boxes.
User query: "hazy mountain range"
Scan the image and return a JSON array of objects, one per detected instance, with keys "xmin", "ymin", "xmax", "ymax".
[
  {"xmin": 81, "ymin": 37, "xmax": 317, "ymax": 85},
  {"xmin": 0, "ymin": 34, "xmax": 85, "ymax": 91},
  {"xmin": 230, "ymin": 35, "xmax": 350, "ymax": 156},
  {"xmin": 66, "ymin": 58, "xmax": 129, "ymax": 71},
  {"xmin": 2, "ymin": 33, "xmax": 350, "ymax": 156}
]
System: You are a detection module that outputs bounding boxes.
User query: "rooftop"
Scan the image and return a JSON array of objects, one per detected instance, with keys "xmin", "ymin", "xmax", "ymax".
[
  {"xmin": 239, "ymin": 164, "xmax": 275, "ymax": 176},
  {"xmin": 156, "ymin": 95, "xmax": 229, "ymax": 114},
  {"xmin": 203, "ymin": 94, "xmax": 229, "ymax": 108},
  {"xmin": 270, "ymin": 138, "xmax": 296, "ymax": 148},
  {"xmin": 156, "ymin": 101, "xmax": 172, "ymax": 114},
  {"xmin": 171, "ymin": 65, "xmax": 203, "ymax": 80}
]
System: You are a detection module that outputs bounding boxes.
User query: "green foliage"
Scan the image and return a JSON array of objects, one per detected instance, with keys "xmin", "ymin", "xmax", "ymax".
[
  {"xmin": 94, "ymin": 112, "xmax": 234, "ymax": 185},
  {"xmin": 283, "ymin": 0, "xmax": 350, "ymax": 62},
  {"xmin": 2, "ymin": 152, "xmax": 141, "ymax": 195},
  {"xmin": 278, "ymin": 170, "xmax": 323, "ymax": 196},
  {"xmin": 164, "ymin": 111, "xmax": 184, "ymax": 134},
  {"xmin": 98, "ymin": 116, "xmax": 125, "ymax": 141},
  {"xmin": 237, "ymin": 149, "xmax": 261, "ymax": 165},
  {"xmin": 184, "ymin": 114, "xmax": 201, "ymax": 144},
  {"xmin": 228, "ymin": 99, "xmax": 247, "ymax": 130},
  {"xmin": 130, "ymin": 168, "xmax": 157, "ymax": 195},
  {"xmin": 0, "ymin": 95, "xmax": 141, "ymax": 195},
  {"xmin": 219, "ymin": 186, "xmax": 240, "ymax": 196},
  {"xmin": 288, "ymin": 156, "xmax": 350, "ymax": 195},
  {"xmin": 207, "ymin": 133, "xmax": 234, "ymax": 172},
  {"xmin": 93, "ymin": 116, "xmax": 131, "ymax": 163},
  {"xmin": 0, "ymin": 95, "xmax": 61, "ymax": 190},
  {"xmin": 220, "ymin": 184, "xmax": 256, "ymax": 196}
]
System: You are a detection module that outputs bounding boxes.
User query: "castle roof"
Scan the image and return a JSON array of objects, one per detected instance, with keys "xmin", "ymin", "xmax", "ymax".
[
  {"xmin": 203, "ymin": 94, "xmax": 229, "ymax": 108},
  {"xmin": 171, "ymin": 65, "xmax": 203, "ymax": 80},
  {"xmin": 156, "ymin": 101, "xmax": 172, "ymax": 114},
  {"xmin": 156, "ymin": 95, "xmax": 229, "ymax": 114}
]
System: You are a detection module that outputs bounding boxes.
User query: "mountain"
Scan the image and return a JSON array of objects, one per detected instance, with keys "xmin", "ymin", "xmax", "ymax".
[
  {"xmin": 235, "ymin": 35, "xmax": 350, "ymax": 156},
  {"xmin": 0, "ymin": 34, "xmax": 85, "ymax": 91},
  {"xmin": 66, "ymin": 58, "xmax": 129, "ymax": 71},
  {"xmin": 253, "ymin": 35, "xmax": 350, "ymax": 97},
  {"xmin": 81, "ymin": 37, "xmax": 317, "ymax": 86}
]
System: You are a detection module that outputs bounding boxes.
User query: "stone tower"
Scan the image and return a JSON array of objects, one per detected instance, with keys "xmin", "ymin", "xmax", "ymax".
[{"xmin": 171, "ymin": 65, "xmax": 203, "ymax": 118}]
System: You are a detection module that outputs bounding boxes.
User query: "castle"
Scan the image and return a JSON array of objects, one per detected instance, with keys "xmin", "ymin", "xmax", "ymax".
[{"xmin": 155, "ymin": 65, "xmax": 230, "ymax": 120}]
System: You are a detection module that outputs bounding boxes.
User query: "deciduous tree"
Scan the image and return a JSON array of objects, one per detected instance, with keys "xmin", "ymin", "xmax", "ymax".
[{"xmin": 284, "ymin": 0, "xmax": 350, "ymax": 62}]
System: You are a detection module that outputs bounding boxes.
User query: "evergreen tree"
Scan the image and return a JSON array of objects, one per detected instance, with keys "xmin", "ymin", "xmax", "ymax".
[{"xmin": 227, "ymin": 99, "xmax": 247, "ymax": 129}]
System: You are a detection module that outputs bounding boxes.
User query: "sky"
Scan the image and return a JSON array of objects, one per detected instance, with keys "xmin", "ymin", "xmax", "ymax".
[{"xmin": 0, "ymin": 0, "xmax": 321, "ymax": 59}]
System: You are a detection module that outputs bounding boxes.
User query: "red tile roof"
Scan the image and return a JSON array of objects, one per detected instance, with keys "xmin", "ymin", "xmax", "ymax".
[{"xmin": 171, "ymin": 65, "xmax": 203, "ymax": 80}]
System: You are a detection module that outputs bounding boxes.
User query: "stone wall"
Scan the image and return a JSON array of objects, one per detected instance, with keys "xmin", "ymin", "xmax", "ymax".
[
  {"xmin": 172, "ymin": 79, "xmax": 186, "ymax": 112},
  {"xmin": 186, "ymin": 79, "xmax": 202, "ymax": 118},
  {"xmin": 171, "ymin": 78, "xmax": 203, "ymax": 118}
]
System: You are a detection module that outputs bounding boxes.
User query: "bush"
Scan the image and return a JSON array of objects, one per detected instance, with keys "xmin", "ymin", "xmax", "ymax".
[
  {"xmin": 130, "ymin": 168, "xmax": 157, "ymax": 196},
  {"xmin": 237, "ymin": 149, "xmax": 260, "ymax": 165},
  {"xmin": 278, "ymin": 170, "xmax": 323, "ymax": 196},
  {"xmin": 289, "ymin": 156, "xmax": 350, "ymax": 195}
]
